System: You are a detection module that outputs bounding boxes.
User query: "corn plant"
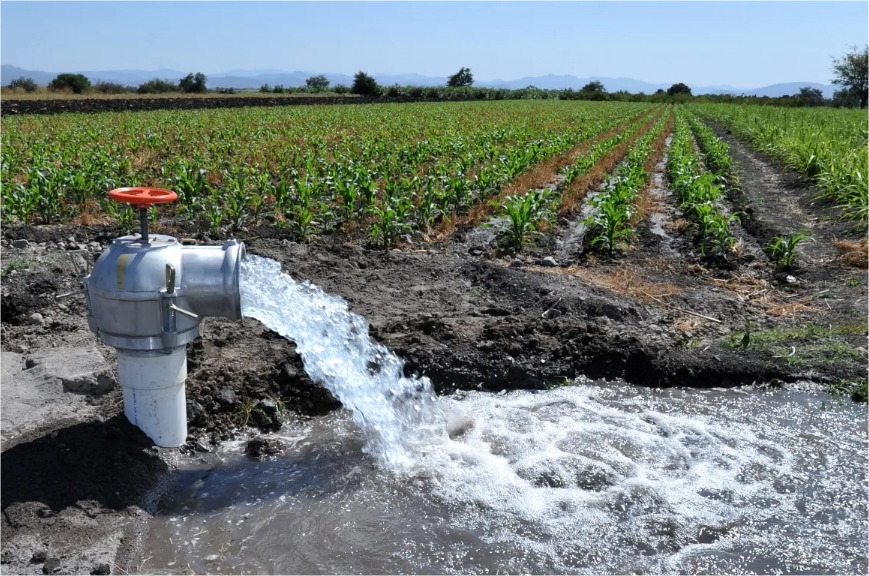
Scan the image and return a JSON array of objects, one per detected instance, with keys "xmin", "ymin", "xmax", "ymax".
[
  {"xmin": 171, "ymin": 160, "xmax": 209, "ymax": 219},
  {"xmin": 585, "ymin": 198, "xmax": 635, "ymax": 255},
  {"xmin": 769, "ymin": 232, "xmax": 807, "ymax": 267},
  {"xmin": 687, "ymin": 113, "xmax": 732, "ymax": 176},
  {"xmin": 667, "ymin": 110, "xmax": 737, "ymax": 255},
  {"xmin": 371, "ymin": 195, "xmax": 413, "ymax": 248},
  {"xmin": 582, "ymin": 112, "xmax": 668, "ymax": 255},
  {"xmin": 1, "ymin": 100, "xmax": 654, "ymax": 235},
  {"xmin": 501, "ymin": 188, "xmax": 556, "ymax": 249}
]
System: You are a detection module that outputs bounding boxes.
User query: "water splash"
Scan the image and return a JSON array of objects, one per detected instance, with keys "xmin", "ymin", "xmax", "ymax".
[{"xmin": 240, "ymin": 255, "xmax": 444, "ymax": 466}]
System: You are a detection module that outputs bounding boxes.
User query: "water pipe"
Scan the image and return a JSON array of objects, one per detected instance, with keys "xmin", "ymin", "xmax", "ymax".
[{"xmin": 60, "ymin": 188, "xmax": 246, "ymax": 447}]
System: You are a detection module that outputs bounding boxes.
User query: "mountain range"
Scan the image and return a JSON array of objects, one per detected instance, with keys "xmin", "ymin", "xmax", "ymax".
[{"xmin": 1, "ymin": 64, "xmax": 837, "ymax": 98}]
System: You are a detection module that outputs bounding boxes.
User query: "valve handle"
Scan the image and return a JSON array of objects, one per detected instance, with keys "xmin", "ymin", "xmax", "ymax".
[
  {"xmin": 108, "ymin": 188, "xmax": 175, "ymax": 243},
  {"xmin": 108, "ymin": 187, "xmax": 177, "ymax": 207}
]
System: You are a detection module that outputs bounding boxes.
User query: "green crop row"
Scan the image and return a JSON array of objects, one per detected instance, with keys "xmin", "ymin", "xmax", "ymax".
[
  {"xmin": 583, "ymin": 111, "xmax": 670, "ymax": 254},
  {"xmin": 667, "ymin": 109, "xmax": 739, "ymax": 256},
  {"xmin": 1, "ymin": 101, "xmax": 654, "ymax": 245},
  {"xmin": 560, "ymin": 109, "xmax": 656, "ymax": 186},
  {"xmin": 685, "ymin": 111, "xmax": 733, "ymax": 178},
  {"xmin": 688, "ymin": 103, "xmax": 868, "ymax": 225},
  {"xmin": 496, "ymin": 107, "xmax": 664, "ymax": 250}
]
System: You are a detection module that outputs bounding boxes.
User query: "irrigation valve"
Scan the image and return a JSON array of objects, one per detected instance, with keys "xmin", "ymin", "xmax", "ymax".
[{"xmin": 66, "ymin": 187, "xmax": 247, "ymax": 447}]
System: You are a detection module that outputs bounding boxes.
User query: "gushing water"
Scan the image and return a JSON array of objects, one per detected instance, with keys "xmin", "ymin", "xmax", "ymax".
[
  {"xmin": 145, "ymin": 382, "xmax": 867, "ymax": 574},
  {"xmin": 239, "ymin": 255, "xmax": 444, "ymax": 466},
  {"xmin": 166, "ymin": 254, "xmax": 869, "ymax": 574}
]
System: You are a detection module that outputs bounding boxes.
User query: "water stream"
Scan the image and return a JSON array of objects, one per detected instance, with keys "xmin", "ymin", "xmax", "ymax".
[
  {"xmin": 236, "ymin": 255, "xmax": 445, "ymax": 468},
  {"xmin": 141, "ymin": 256, "xmax": 867, "ymax": 574}
]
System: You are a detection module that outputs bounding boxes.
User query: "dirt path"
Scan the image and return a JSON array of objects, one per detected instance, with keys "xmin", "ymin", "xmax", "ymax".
[
  {"xmin": 708, "ymin": 122, "xmax": 857, "ymax": 266},
  {"xmin": 708, "ymin": 122, "xmax": 868, "ymax": 320},
  {"xmin": 1, "ymin": 124, "xmax": 866, "ymax": 573}
]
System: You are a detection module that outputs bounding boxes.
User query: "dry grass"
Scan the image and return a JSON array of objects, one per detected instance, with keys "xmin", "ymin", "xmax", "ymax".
[
  {"xmin": 710, "ymin": 273, "xmax": 770, "ymax": 303},
  {"xmin": 665, "ymin": 218, "xmax": 690, "ymax": 233},
  {"xmin": 709, "ymin": 271, "xmax": 818, "ymax": 318},
  {"xmin": 526, "ymin": 264, "xmax": 681, "ymax": 304},
  {"xmin": 673, "ymin": 316, "xmax": 702, "ymax": 334},
  {"xmin": 834, "ymin": 239, "xmax": 868, "ymax": 269},
  {"xmin": 78, "ymin": 199, "xmax": 110, "ymax": 226},
  {"xmin": 765, "ymin": 299, "xmax": 818, "ymax": 317}
]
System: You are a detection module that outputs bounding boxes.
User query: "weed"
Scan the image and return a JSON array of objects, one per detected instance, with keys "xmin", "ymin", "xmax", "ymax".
[
  {"xmin": 3, "ymin": 258, "xmax": 32, "ymax": 274},
  {"xmin": 235, "ymin": 397, "xmax": 260, "ymax": 427},
  {"xmin": 740, "ymin": 319, "xmax": 752, "ymax": 350},
  {"xmin": 830, "ymin": 378, "xmax": 868, "ymax": 403},
  {"xmin": 724, "ymin": 321, "xmax": 868, "ymax": 366},
  {"xmin": 545, "ymin": 377, "xmax": 574, "ymax": 389}
]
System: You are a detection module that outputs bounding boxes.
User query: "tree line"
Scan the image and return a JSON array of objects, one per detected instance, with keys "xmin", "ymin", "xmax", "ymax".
[
  {"xmin": 6, "ymin": 72, "xmax": 212, "ymax": 95},
  {"xmin": 5, "ymin": 46, "xmax": 866, "ymax": 107}
]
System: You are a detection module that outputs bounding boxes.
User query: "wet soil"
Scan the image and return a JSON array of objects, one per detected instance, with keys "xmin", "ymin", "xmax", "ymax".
[{"xmin": 1, "ymin": 123, "xmax": 867, "ymax": 573}]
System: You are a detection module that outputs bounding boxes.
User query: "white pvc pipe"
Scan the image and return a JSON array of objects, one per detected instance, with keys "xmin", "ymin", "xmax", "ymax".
[{"xmin": 117, "ymin": 347, "xmax": 188, "ymax": 447}]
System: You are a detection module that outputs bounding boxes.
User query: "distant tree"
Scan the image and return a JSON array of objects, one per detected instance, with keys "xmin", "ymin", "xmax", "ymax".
[
  {"xmin": 352, "ymin": 71, "xmax": 379, "ymax": 96},
  {"xmin": 272, "ymin": 84, "xmax": 285, "ymax": 94},
  {"xmin": 305, "ymin": 74, "xmax": 330, "ymax": 90},
  {"xmin": 796, "ymin": 86, "xmax": 825, "ymax": 107},
  {"xmin": 666, "ymin": 83, "xmax": 692, "ymax": 96},
  {"xmin": 179, "ymin": 72, "xmax": 207, "ymax": 93},
  {"xmin": 832, "ymin": 87, "xmax": 861, "ymax": 108},
  {"xmin": 447, "ymin": 67, "xmax": 474, "ymax": 87},
  {"xmin": 94, "ymin": 81, "xmax": 134, "ymax": 94},
  {"xmin": 581, "ymin": 80, "xmax": 606, "ymax": 93},
  {"xmin": 48, "ymin": 73, "xmax": 91, "ymax": 94},
  {"xmin": 7, "ymin": 76, "xmax": 37, "ymax": 92},
  {"xmin": 138, "ymin": 78, "xmax": 178, "ymax": 94},
  {"xmin": 260, "ymin": 84, "xmax": 271, "ymax": 93},
  {"xmin": 654, "ymin": 88, "xmax": 665, "ymax": 95},
  {"xmin": 831, "ymin": 45, "xmax": 868, "ymax": 108},
  {"xmin": 332, "ymin": 84, "xmax": 349, "ymax": 94}
]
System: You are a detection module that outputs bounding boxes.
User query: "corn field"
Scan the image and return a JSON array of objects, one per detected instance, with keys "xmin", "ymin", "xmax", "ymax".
[
  {"xmin": 1, "ymin": 101, "xmax": 653, "ymax": 241},
  {"xmin": 689, "ymin": 103, "xmax": 868, "ymax": 225}
]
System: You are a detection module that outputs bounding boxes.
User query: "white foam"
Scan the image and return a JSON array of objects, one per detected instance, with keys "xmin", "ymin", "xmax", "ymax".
[{"xmin": 389, "ymin": 384, "xmax": 867, "ymax": 572}]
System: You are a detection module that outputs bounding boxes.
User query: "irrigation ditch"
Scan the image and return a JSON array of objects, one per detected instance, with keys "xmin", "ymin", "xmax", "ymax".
[{"xmin": 1, "ymin": 113, "xmax": 866, "ymax": 574}]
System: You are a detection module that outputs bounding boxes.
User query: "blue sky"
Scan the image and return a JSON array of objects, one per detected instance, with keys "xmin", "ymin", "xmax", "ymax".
[{"xmin": 1, "ymin": 1, "xmax": 866, "ymax": 88}]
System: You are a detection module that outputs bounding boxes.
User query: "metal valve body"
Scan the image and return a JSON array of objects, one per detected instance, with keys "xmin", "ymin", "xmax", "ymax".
[
  {"xmin": 84, "ymin": 234, "xmax": 245, "ymax": 350},
  {"xmin": 81, "ymin": 232, "xmax": 246, "ymax": 447}
]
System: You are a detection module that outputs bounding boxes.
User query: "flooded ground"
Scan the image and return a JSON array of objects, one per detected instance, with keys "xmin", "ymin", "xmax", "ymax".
[{"xmin": 142, "ymin": 381, "xmax": 867, "ymax": 575}]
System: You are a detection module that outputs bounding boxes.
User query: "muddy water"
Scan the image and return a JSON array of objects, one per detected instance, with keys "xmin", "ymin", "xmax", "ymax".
[{"xmin": 142, "ymin": 381, "xmax": 867, "ymax": 575}]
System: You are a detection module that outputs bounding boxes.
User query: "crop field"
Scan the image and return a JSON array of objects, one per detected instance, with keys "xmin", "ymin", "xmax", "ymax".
[
  {"xmin": 4, "ymin": 100, "xmax": 865, "ymax": 247},
  {"xmin": 2, "ymin": 101, "xmax": 659, "ymax": 244}
]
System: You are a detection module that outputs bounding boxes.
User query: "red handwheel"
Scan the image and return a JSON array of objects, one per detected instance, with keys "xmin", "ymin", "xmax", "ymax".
[
  {"xmin": 108, "ymin": 187, "xmax": 177, "ymax": 243},
  {"xmin": 109, "ymin": 187, "xmax": 177, "ymax": 207}
]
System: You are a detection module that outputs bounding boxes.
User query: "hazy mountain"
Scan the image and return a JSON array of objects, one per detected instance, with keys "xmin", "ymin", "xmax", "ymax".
[
  {"xmin": 1, "ymin": 64, "xmax": 834, "ymax": 97},
  {"xmin": 2, "ymin": 65, "xmax": 58, "ymax": 85},
  {"xmin": 745, "ymin": 82, "xmax": 835, "ymax": 98}
]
